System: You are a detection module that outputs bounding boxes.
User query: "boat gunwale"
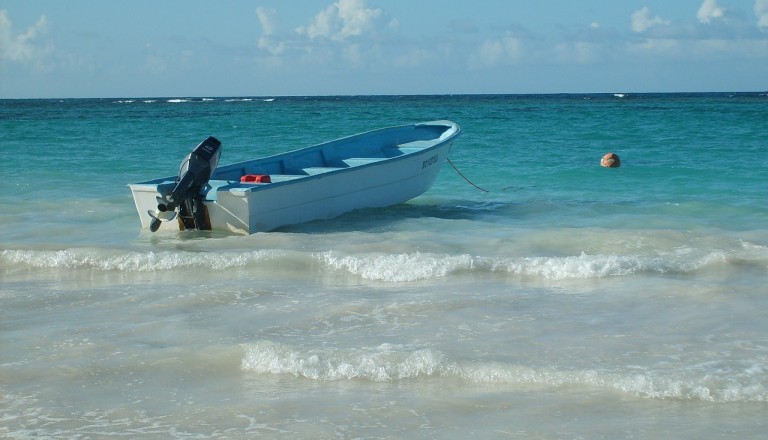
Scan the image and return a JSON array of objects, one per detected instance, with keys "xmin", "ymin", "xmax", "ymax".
[{"xmin": 128, "ymin": 120, "xmax": 461, "ymax": 195}]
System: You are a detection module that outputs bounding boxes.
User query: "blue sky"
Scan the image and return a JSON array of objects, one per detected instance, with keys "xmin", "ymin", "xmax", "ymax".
[{"xmin": 2, "ymin": 0, "xmax": 767, "ymax": 98}]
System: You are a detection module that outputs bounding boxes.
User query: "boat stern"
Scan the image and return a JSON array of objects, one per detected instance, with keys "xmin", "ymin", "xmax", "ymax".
[{"xmin": 127, "ymin": 179, "xmax": 177, "ymax": 230}]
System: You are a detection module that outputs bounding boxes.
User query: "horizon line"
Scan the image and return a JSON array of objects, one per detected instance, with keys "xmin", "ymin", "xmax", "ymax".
[{"xmin": 2, "ymin": 90, "xmax": 767, "ymax": 101}]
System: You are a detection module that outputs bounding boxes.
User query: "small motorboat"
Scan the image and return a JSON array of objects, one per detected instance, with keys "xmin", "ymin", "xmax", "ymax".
[{"xmin": 128, "ymin": 120, "xmax": 461, "ymax": 234}]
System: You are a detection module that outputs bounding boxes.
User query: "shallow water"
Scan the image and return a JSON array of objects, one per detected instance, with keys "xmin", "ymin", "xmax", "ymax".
[{"xmin": 1, "ymin": 94, "xmax": 767, "ymax": 438}]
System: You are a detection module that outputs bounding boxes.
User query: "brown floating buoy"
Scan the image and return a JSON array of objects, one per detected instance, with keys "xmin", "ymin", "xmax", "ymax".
[{"xmin": 600, "ymin": 152, "xmax": 621, "ymax": 168}]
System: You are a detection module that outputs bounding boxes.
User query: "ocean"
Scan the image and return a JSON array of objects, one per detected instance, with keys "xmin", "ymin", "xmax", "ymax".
[{"xmin": 1, "ymin": 93, "xmax": 767, "ymax": 439}]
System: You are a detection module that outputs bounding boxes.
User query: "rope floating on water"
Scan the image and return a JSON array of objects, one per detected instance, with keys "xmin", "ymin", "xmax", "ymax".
[{"xmin": 447, "ymin": 158, "xmax": 489, "ymax": 193}]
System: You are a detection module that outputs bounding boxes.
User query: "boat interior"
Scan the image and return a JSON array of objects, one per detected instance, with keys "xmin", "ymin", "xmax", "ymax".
[{"xmin": 138, "ymin": 122, "xmax": 454, "ymax": 199}]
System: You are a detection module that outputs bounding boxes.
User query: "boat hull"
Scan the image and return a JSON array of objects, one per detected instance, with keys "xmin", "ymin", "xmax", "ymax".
[{"xmin": 128, "ymin": 120, "xmax": 460, "ymax": 234}]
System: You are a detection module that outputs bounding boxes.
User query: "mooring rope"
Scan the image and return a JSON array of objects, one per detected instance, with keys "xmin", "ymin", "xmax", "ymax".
[{"xmin": 447, "ymin": 158, "xmax": 489, "ymax": 193}]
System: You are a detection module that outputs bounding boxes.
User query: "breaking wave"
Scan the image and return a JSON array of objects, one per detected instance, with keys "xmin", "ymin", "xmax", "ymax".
[
  {"xmin": 318, "ymin": 248, "xmax": 758, "ymax": 282},
  {"xmin": 2, "ymin": 243, "xmax": 764, "ymax": 281},
  {"xmin": 0, "ymin": 248, "xmax": 286, "ymax": 272},
  {"xmin": 241, "ymin": 341, "xmax": 768, "ymax": 403}
]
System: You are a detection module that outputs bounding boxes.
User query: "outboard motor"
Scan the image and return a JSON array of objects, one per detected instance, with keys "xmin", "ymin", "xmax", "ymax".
[{"xmin": 149, "ymin": 136, "xmax": 222, "ymax": 232}]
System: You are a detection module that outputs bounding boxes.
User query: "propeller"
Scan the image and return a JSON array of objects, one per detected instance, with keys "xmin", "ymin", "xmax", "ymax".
[{"xmin": 147, "ymin": 196, "xmax": 178, "ymax": 232}]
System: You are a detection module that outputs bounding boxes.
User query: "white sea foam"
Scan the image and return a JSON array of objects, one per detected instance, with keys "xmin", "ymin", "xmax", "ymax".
[
  {"xmin": 319, "ymin": 251, "xmax": 474, "ymax": 282},
  {"xmin": 0, "ymin": 248, "xmax": 285, "ymax": 272},
  {"xmin": 317, "ymin": 249, "xmax": 747, "ymax": 282},
  {"xmin": 242, "ymin": 341, "xmax": 443, "ymax": 382},
  {"xmin": 1, "ymin": 246, "xmax": 759, "ymax": 281},
  {"xmin": 241, "ymin": 341, "xmax": 768, "ymax": 402}
]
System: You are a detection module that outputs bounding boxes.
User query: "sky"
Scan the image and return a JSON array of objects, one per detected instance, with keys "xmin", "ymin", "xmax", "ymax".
[{"xmin": 1, "ymin": 0, "xmax": 767, "ymax": 98}]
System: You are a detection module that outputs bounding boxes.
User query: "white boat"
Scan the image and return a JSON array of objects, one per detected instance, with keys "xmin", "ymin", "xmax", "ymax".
[{"xmin": 128, "ymin": 120, "xmax": 461, "ymax": 234}]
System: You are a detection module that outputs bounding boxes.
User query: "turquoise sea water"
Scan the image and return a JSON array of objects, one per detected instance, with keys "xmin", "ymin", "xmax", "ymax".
[{"xmin": 1, "ymin": 94, "xmax": 767, "ymax": 438}]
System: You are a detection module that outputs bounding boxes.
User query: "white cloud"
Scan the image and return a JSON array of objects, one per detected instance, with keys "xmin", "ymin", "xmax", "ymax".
[
  {"xmin": 631, "ymin": 7, "xmax": 670, "ymax": 33},
  {"xmin": 296, "ymin": 0, "xmax": 385, "ymax": 41},
  {"xmin": 554, "ymin": 41, "xmax": 600, "ymax": 64},
  {"xmin": 337, "ymin": 0, "xmax": 382, "ymax": 38},
  {"xmin": 309, "ymin": 6, "xmax": 337, "ymax": 39},
  {"xmin": 626, "ymin": 38, "xmax": 681, "ymax": 57},
  {"xmin": 0, "ymin": 10, "xmax": 51, "ymax": 64},
  {"xmin": 698, "ymin": 0, "xmax": 724, "ymax": 23},
  {"xmin": 258, "ymin": 36, "xmax": 286, "ymax": 56},
  {"xmin": 256, "ymin": 7, "xmax": 278, "ymax": 35},
  {"xmin": 756, "ymin": 0, "xmax": 768, "ymax": 28},
  {"xmin": 468, "ymin": 34, "xmax": 522, "ymax": 68},
  {"xmin": 255, "ymin": 7, "xmax": 286, "ymax": 55}
]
